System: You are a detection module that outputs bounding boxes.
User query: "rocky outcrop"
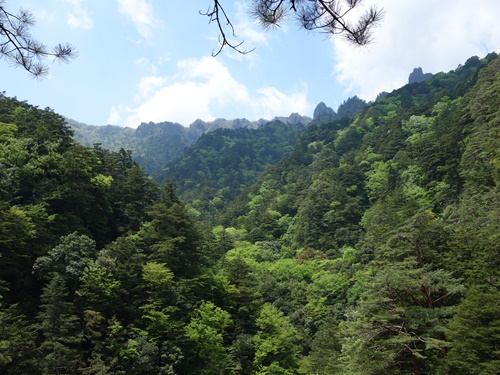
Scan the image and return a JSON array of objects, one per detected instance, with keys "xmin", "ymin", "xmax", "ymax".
[
  {"xmin": 409, "ymin": 67, "xmax": 433, "ymax": 84},
  {"xmin": 313, "ymin": 102, "xmax": 337, "ymax": 120}
]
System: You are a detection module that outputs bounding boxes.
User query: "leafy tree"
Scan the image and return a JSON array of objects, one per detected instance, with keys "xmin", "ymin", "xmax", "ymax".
[
  {"xmin": 222, "ymin": 257, "xmax": 263, "ymax": 334},
  {"xmin": 443, "ymin": 189, "xmax": 500, "ymax": 374},
  {"xmin": 339, "ymin": 211, "xmax": 463, "ymax": 375},
  {"xmin": 33, "ymin": 232, "xmax": 96, "ymax": 289},
  {"xmin": 0, "ymin": 302, "xmax": 37, "ymax": 374},
  {"xmin": 446, "ymin": 284, "xmax": 500, "ymax": 375},
  {"xmin": 184, "ymin": 301, "xmax": 233, "ymax": 374},
  {"xmin": 0, "ymin": 202, "xmax": 35, "ymax": 300},
  {"xmin": 146, "ymin": 182, "xmax": 205, "ymax": 277},
  {"xmin": 253, "ymin": 303, "xmax": 301, "ymax": 374},
  {"xmin": 301, "ymin": 319, "xmax": 342, "ymax": 374},
  {"xmin": 86, "ymin": 235, "xmax": 146, "ymax": 321},
  {"xmin": 139, "ymin": 261, "xmax": 177, "ymax": 343}
]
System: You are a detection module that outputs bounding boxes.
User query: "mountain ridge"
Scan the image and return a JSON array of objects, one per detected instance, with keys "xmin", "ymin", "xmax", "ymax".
[{"xmin": 68, "ymin": 113, "xmax": 311, "ymax": 174}]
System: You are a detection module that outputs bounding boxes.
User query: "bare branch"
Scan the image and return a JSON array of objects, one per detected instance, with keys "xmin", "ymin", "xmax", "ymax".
[
  {"xmin": 200, "ymin": 0, "xmax": 255, "ymax": 57},
  {"xmin": 203, "ymin": 0, "xmax": 383, "ymax": 56}
]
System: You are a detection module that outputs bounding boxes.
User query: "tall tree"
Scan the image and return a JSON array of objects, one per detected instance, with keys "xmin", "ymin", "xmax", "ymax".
[
  {"xmin": 340, "ymin": 211, "xmax": 463, "ymax": 375},
  {"xmin": 253, "ymin": 303, "xmax": 301, "ymax": 374},
  {"xmin": 146, "ymin": 182, "xmax": 205, "ymax": 277},
  {"xmin": 37, "ymin": 274, "xmax": 82, "ymax": 374},
  {"xmin": 184, "ymin": 301, "xmax": 233, "ymax": 374},
  {"xmin": 0, "ymin": 302, "xmax": 37, "ymax": 374}
]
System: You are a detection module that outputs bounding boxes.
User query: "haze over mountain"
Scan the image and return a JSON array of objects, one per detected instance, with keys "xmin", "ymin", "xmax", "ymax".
[
  {"xmin": 68, "ymin": 113, "xmax": 311, "ymax": 175},
  {"xmin": 69, "ymin": 90, "xmax": 382, "ymax": 176}
]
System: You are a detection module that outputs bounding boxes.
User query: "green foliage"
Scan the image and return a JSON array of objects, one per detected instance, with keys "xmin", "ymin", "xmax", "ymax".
[
  {"xmin": 0, "ymin": 303, "xmax": 37, "ymax": 374},
  {"xmin": 34, "ymin": 232, "xmax": 96, "ymax": 286},
  {"xmin": 159, "ymin": 121, "xmax": 306, "ymax": 223},
  {"xmin": 253, "ymin": 303, "xmax": 301, "ymax": 374},
  {"xmin": 185, "ymin": 301, "xmax": 233, "ymax": 374},
  {"xmin": 37, "ymin": 274, "xmax": 82, "ymax": 374},
  {"xmin": 336, "ymin": 95, "xmax": 368, "ymax": 119},
  {"xmin": 146, "ymin": 183, "xmax": 205, "ymax": 277},
  {"xmin": 446, "ymin": 284, "xmax": 500, "ymax": 375},
  {"xmin": 1, "ymin": 53, "xmax": 500, "ymax": 374},
  {"xmin": 339, "ymin": 212, "xmax": 463, "ymax": 374}
]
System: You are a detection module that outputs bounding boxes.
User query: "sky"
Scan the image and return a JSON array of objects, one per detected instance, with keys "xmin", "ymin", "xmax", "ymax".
[{"xmin": 2, "ymin": 0, "xmax": 500, "ymax": 128}]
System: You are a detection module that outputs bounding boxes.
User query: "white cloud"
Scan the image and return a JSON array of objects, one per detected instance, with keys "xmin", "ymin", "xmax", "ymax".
[
  {"xmin": 117, "ymin": 0, "xmax": 158, "ymax": 39},
  {"xmin": 234, "ymin": 1, "xmax": 270, "ymax": 46},
  {"xmin": 109, "ymin": 57, "xmax": 311, "ymax": 127},
  {"xmin": 332, "ymin": 0, "xmax": 500, "ymax": 101},
  {"xmin": 107, "ymin": 105, "xmax": 125, "ymax": 125},
  {"xmin": 253, "ymin": 86, "xmax": 309, "ymax": 120},
  {"xmin": 135, "ymin": 75, "xmax": 169, "ymax": 100},
  {"xmin": 64, "ymin": 0, "xmax": 93, "ymax": 29}
]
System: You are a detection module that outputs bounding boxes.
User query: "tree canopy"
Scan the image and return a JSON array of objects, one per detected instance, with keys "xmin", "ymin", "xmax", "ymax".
[{"xmin": 0, "ymin": 24, "xmax": 498, "ymax": 375}]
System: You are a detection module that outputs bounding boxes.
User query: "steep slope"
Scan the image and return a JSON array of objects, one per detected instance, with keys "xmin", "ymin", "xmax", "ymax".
[
  {"xmin": 158, "ymin": 120, "xmax": 307, "ymax": 224},
  {"xmin": 208, "ymin": 53, "xmax": 500, "ymax": 374}
]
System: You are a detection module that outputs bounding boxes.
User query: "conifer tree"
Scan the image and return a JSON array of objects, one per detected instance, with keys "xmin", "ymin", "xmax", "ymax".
[
  {"xmin": 339, "ymin": 211, "xmax": 463, "ymax": 374},
  {"xmin": 37, "ymin": 274, "xmax": 82, "ymax": 374}
]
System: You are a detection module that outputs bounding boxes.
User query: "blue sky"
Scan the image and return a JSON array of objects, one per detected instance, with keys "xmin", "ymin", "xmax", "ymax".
[{"xmin": 2, "ymin": 0, "xmax": 500, "ymax": 128}]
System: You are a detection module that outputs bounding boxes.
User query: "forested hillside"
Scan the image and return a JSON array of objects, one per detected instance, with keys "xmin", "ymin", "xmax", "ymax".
[
  {"xmin": 69, "ymin": 114, "xmax": 310, "ymax": 177},
  {"xmin": 157, "ymin": 121, "xmax": 307, "ymax": 225},
  {"xmin": 1, "ymin": 52, "xmax": 499, "ymax": 375}
]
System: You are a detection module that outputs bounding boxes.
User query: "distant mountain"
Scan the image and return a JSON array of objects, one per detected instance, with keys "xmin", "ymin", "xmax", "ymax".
[
  {"xmin": 337, "ymin": 95, "xmax": 368, "ymax": 119},
  {"xmin": 68, "ymin": 113, "xmax": 311, "ymax": 176}
]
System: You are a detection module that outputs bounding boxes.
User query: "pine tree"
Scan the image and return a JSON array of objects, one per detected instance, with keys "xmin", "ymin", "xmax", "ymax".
[
  {"xmin": 339, "ymin": 211, "xmax": 463, "ymax": 375},
  {"xmin": 37, "ymin": 274, "xmax": 82, "ymax": 374}
]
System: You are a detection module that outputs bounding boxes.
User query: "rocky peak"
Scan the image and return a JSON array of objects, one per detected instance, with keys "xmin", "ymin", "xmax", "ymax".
[
  {"xmin": 313, "ymin": 102, "xmax": 336, "ymax": 120},
  {"xmin": 409, "ymin": 67, "xmax": 433, "ymax": 84}
]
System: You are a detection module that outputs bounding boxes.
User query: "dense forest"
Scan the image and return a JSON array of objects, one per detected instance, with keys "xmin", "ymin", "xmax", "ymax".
[
  {"xmin": 1, "ymin": 52, "xmax": 499, "ymax": 375},
  {"xmin": 157, "ymin": 121, "xmax": 307, "ymax": 225}
]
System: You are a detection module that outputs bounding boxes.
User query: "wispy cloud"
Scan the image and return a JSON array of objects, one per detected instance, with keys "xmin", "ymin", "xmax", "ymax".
[
  {"xmin": 116, "ymin": 0, "xmax": 158, "ymax": 39},
  {"xmin": 64, "ymin": 0, "xmax": 93, "ymax": 30},
  {"xmin": 332, "ymin": 0, "xmax": 500, "ymax": 101},
  {"xmin": 108, "ymin": 57, "xmax": 310, "ymax": 127}
]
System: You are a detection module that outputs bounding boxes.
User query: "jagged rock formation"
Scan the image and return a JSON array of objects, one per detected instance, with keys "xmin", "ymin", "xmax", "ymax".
[
  {"xmin": 313, "ymin": 102, "xmax": 337, "ymax": 120},
  {"xmin": 409, "ymin": 67, "xmax": 433, "ymax": 84}
]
